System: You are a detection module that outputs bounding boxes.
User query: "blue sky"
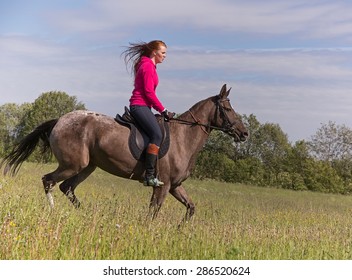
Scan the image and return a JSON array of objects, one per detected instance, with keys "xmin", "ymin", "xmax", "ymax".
[{"xmin": 1, "ymin": 0, "xmax": 352, "ymax": 141}]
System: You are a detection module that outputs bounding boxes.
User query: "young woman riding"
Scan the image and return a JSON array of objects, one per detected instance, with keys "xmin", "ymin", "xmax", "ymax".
[{"xmin": 122, "ymin": 40, "xmax": 174, "ymax": 187}]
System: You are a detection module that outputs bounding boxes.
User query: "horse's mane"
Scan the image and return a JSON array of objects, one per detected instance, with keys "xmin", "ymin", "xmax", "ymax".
[{"xmin": 177, "ymin": 95, "xmax": 216, "ymax": 119}]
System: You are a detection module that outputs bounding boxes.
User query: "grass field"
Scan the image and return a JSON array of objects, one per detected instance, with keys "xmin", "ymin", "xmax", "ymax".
[{"xmin": 1, "ymin": 162, "xmax": 352, "ymax": 260}]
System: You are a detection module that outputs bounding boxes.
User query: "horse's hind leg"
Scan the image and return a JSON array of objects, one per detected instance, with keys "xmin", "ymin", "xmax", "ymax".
[
  {"xmin": 169, "ymin": 184, "xmax": 195, "ymax": 222},
  {"xmin": 42, "ymin": 174, "xmax": 56, "ymax": 209},
  {"xmin": 42, "ymin": 167, "xmax": 81, "ymax": 209},
  {"xmin": 59, "ymin": 164, "xmax": 96, "ymax": 208}
]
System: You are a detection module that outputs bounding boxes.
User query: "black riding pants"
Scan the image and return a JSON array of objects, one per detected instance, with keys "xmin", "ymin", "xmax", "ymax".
[{"xmin": 130, "ymin": 105, "xmax": 163, "ymax": 147}]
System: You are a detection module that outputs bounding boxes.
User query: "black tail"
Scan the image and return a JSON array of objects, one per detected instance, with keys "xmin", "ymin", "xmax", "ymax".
[{"xmin": 1, "ymin": 119, "xmax": 58, "ymax": 175}]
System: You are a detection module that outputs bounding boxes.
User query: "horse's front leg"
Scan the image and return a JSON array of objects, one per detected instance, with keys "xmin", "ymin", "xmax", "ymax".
[
  {"xmin": 169, "ymin": 184, "xmax": 195, "ymax": 222},
  {"xmin": 148, "ymin": 183, "xmax": 170, "ymax": 219}
]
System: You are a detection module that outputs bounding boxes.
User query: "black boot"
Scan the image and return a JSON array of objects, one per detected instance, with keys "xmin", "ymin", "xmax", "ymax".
[{"xmin": 143, "ymin": 144, "xmax": 164, "ymax": 187}]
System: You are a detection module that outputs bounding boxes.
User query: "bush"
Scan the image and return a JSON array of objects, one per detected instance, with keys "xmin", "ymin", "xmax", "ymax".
[{"xmin": 303, "ymin": 160, "xmax": 344, "ymax": 193}]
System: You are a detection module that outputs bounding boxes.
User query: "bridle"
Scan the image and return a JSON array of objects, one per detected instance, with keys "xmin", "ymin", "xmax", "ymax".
[{"xmin": 171, "ymin": 97, "xmax": 240, "ymax": 136}]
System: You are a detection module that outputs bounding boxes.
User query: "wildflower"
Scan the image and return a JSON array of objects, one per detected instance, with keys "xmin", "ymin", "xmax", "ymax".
[{"xmin": 14, "ymin": 235, "xmax": 22, "ymax": 241}]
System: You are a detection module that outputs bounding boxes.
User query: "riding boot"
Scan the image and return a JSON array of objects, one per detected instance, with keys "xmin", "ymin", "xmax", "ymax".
[{"xmin": 144, "ymin": 144, "xmax": 164, "ymax": 187}]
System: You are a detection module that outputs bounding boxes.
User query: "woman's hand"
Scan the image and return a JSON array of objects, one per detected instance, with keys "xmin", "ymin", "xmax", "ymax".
[{"xmin": 162, "ymin": 110, "xmax": 175, "ymax": 121}]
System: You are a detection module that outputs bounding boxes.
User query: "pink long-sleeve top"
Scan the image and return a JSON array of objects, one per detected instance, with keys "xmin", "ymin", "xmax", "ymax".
[{"xmin": 129, "ymin": 56, "xmax": 165, "ymax": 113}]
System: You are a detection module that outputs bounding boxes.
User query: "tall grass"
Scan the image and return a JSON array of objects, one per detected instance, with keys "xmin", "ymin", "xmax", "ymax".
[{"xmin": 1, "ymin": 162, "xmax": 352, "ymax": 260}]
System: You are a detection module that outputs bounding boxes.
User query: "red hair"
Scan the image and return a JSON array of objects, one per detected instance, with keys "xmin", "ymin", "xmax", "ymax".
[{"xmin": 122, "ymin": 40, "xmax": 167, "ymax": 76}]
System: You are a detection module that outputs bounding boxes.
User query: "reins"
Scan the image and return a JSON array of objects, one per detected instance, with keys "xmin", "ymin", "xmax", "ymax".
[
  {"xmin": 170, "ymin": 110, "xmax": 211, "ymax": 134},
  {"xmin": 170, "ymin": 98, "xmax": 238, "ymax": 135}
]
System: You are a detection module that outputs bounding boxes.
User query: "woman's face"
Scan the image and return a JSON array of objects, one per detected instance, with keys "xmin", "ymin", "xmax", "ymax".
[{"xmin": 154, "ymin": 45, "xmax": 167, "ymax": 64}]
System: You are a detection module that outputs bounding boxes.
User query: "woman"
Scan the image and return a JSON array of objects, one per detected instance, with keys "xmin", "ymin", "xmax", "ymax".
[{"xmin": 122, "ymin": 40, "xmax": 174, "ymax": 187}]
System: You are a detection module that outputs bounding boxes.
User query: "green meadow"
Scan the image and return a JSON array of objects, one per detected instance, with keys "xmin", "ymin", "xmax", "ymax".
[{"xmin": 1, "ymin": 162, "xmax": 352, "ymax": 260}]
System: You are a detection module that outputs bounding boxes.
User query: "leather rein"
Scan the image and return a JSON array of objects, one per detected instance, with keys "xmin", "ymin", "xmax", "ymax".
[{"xmin": 170, "ymin": 98, "xmax": 239, "ymax": 135}]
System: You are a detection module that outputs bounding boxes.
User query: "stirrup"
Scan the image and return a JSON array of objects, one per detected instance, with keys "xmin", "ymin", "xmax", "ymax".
[{"xmin": 143, "ymin": 177, "xmax": 164, "ymax": 187}]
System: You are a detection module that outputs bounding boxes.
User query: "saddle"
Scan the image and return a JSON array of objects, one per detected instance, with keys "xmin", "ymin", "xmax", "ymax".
[{"xmin": 115, "ymin": 107, "xmax": 170, "ymax": 160}]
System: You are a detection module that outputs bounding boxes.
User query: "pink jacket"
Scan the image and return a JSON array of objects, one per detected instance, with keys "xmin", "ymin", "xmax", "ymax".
[{"xmin": 129, "ymin": 56, "xmax": 165, "ymax": 113}]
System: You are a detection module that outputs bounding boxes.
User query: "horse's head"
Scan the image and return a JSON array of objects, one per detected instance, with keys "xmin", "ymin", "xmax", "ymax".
[{"xmin": 211, "ymin": 84, "xmax": 248, "ymax": 142}]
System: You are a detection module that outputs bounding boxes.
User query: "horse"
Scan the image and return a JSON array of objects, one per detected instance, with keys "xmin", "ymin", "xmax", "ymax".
[{"xmin": 1, "ymin": 84, "xmax": 248, "ymax": 220}]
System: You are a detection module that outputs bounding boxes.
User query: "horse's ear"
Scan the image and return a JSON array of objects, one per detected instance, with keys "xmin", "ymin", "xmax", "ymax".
[{"xmin": 219, "ymin": 84, "xmax": 230, "ymax": 99}]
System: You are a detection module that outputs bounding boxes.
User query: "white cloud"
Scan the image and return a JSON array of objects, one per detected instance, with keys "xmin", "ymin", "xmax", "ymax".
[
  {"xmin": 159, "ymin": 47, "xmax": 352, "ymax": 140},
  {"xmin": 2, "ymin": 31, "xmax": 352, "ymax": 142},
  {"xmin": 0, "ymin": 34, "xmax": 129, "ymax": 104},
  {"xmin": 2, "ymin": 0, "xmax": 352, "ymax": 142},
  {"xmin": 46, "ymin": 0, "xmax": 352, "ymax": 42}
]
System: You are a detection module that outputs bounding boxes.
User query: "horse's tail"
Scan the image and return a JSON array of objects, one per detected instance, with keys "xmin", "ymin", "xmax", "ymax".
[{"xmin": 1, "ymin": 119, "xmax": 58, "ymax": 176}]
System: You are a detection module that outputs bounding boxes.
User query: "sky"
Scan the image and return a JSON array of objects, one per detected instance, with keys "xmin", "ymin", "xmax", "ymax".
[{"xmin": 1, "ymin": 0, "xmax": 352, "ymax": 142}]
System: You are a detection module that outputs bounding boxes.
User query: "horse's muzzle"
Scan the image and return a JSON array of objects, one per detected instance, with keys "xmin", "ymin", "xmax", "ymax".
[{"xmin": 231, "ymin": 129, "xmax": 248, "ymax": 142}]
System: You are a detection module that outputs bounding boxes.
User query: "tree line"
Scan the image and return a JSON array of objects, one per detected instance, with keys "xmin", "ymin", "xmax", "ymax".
[
  {"xmin": 1, "ymin": 91, "xmax": 352, "ymax": 194},
  {"xmin": 0, "ymin": 91, "xmax": 85, "ymax": 161},
  {"xmin": 193, "ymin": 115, "xmax": 352, "ymax": 194}
]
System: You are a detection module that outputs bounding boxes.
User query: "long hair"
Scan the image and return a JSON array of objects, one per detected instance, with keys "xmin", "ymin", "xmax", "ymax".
[{"xmin": 121, "ymin": 40, "xmax": 167, "ymax": 76}]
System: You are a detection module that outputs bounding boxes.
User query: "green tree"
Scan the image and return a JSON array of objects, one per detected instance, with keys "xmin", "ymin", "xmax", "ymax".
[
  {"xmin": 203, "ymin": 130, "xmax": 235, "ymax": 157},
  {"xmin": 193, "ymin": 114, "xmax": 352, "ymax": 194},
  {"xmin": 18, "ymin": 91, "xmax": 86, "ymax": 139},
  {"xmin": 330, "ymin": 159, "xmax": 352, "ymax": 193},
  {"xmin": 193, "ymin": 150, "xmax": 236, "ymax": 181},
  {"xmin": 281, "ymin": 140, "xmax": 311, "ymax": 190},
  {"xmin": 308, "ymin": 121, "xmax": 352, "ymax": 162},
  {"xmin": 231, "ymin": 157, "xmax": 266, "ymax": 186},
  {"xmin": 13, "ymin": 91, "xmax": 86, "ymax": 162},
  {"xmin": 308, "ymin": 121, "xmax": 352, "ymax": 192},
  {"xmin": 303, "ymin": 159, "xmax": 344, "ymax": 193},
  {"xmin": 233, "ymin": 114, "xmax": 262, "ymax": 160},
  {"xmin": 194, "ymin": 114, "xmax": 292, "ymax": 187},
  {"xmin": 0, "ymin": 103, "xmax": 32, "ymax": 156},
  {"xmin": 237, "ymin": 118, "xmax": 291, "ymax": 186}
]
